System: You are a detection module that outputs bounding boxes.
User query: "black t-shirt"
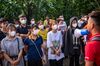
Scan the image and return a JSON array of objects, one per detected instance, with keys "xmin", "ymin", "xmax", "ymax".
[
  {"xmin": 16, "ymin": 25, "xmax": 29, "ymax": 34},
  {"xmin": 0, "ymin": 31, "xmax": 6, "ymax": 41}
]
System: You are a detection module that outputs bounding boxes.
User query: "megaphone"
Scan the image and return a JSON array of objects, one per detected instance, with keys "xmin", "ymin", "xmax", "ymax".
[{"xmin": 74, "ymin": 29, "xmax": 89, "ymax": 38}]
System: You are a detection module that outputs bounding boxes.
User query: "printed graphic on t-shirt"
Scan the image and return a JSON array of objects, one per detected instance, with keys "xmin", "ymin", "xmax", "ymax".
[{"xmin": 51, "ymin": 40, "xmax": 60, "ymax": 54}]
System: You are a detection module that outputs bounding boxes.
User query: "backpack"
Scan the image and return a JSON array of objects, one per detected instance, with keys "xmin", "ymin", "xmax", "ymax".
[
  {"xmin": 91, "ymin": 36, "xmax": 100, "ymax": 66},
  {"xmin": 91, "ymin": 36, "xmax": 100, "ymax": 41}
]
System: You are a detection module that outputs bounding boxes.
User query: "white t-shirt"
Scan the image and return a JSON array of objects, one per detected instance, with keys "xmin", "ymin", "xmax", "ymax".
[{"xmin": 47, "ymin": 31, "xmax": 64, "ymax": 61}]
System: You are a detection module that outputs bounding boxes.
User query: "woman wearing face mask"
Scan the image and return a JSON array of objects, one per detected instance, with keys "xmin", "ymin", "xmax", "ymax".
[
  {"xmin": 64, "ymin": 17, "xmax": 81, "ymax": 66},
  {"xmin": 38, "ymin": 25, "xmax": 48, "ymax": 49},
  {"xmin": 47, "ymin": 24, "xmax": 64, "ymax": 66},
  {"xmin": 30, "ymin": 18, "xmax": 35, "ymax": 27},
  {"xmin": 1, "ymin": 24, "xmax": 24, "ymax": 66},
  {"xmin": 38, "ymin": 25, "xmax": 48, "ymax": 65},
  {"xmin": 24, "ymin": 25, "xmax": 43, "ymax": 66}
]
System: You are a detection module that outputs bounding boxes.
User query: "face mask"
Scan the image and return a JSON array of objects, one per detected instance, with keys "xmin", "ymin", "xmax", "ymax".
[
  {"xmin": 15, "ymin": 24, "xmax": 19, "ymax": 28},
  {"xmin": 33, "ymin": 30, "xmax": 39, "ymax": 35},
  {"xmin": 20, "ymin": 20, "xmax": 26, "ymax": 24},
  {"xmin": 31, "ymin": 21, "xmax": 35, "ymax": 24},
  {"xmin": 9, "ymin": 31, "xmax": 16, "ymax": 37},
  {"xmin": 39, "ymin": 25, "xmax": 44, "ymax": 29},
  {"xmin": 60, "ymin": 18, "xmax": 64, "ymax": 20},
  {"xmin": 72, "ymin": 23, "xmax": 77, "ymax": 28},
  {"xmin": 52, "ymin": 25, "xmax": 58, "ymax": 30}
]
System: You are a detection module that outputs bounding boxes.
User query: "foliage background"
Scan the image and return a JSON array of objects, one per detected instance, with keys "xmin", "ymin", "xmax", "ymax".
[{"xmin": 0, "ymin": 0, "xmax": 100, "ymax": 24}]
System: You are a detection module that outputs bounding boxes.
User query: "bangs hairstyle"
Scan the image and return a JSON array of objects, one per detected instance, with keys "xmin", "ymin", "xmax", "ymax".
[
  {"xmin": 7, "ymin": 23, "xmax": 16, "ymax": 30},
  {"xmin": 88, "ymin": 11, "xmax": 100, "ymax": 27}
]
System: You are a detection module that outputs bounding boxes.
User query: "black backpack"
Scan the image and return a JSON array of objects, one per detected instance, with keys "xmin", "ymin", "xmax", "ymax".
[
  {"xmin": 91, "ymin": 36, "xmax": 100, "ymax": 66},
  {"xmin": 91, "ymin": 36, "xmax": 100, "ymax": 41}
]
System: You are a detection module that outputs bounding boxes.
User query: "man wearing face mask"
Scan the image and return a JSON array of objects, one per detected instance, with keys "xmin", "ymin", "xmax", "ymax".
[
  {"xmin": 16, "ymin": 15, "xmax": 29, "ymax": 39},
  {"xmin": 64, "ymin": 17, "xmax": 81, "ymax": 66},
  {"xmin": 14, "ymin": 20, "xmax": 20, "ymax": 28},
  {"xmin": 85, "ymin": 11, "xmax": 100, "ymax": 66}
]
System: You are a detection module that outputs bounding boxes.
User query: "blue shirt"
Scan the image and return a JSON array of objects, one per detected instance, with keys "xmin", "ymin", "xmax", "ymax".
[{"xmin": 24, "ymin": 36, "xmax": 43, "ymax": 61}]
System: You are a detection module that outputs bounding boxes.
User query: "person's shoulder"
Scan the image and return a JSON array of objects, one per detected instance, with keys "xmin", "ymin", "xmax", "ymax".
[
  {"xmin": 57, "ymin": 30, "xmax": 61, "ymax": 33},
  {"xmin": 16, "ymin": 26, "xmax": 21, "ymax": 29},
  {"xmin": 38, "ymin": 35, "xmax": 42, "ymax": 38},
  {"xmin": 57, "ymin": 31, "xmax": 62, "ymax": 34},
  {"xmin": 47, "ymin": 31, "xmax": 52, "ymax": 34},
  {"xmin": 47, "ymin": 31, "xmax": 53, "ymax": 37},
  {"xmin": 16, "ymin": 36, "xmax": 21, "ymax": 39},
  {"xmin": 86, "ymin": 41, "xmax": 97, "ymax": 49},
  {"xmin": 87, "ymin": 35, "xmax": 100, "ymax": 45},
  {"xmin": 1, "ymin": 37, "xmax": 7, "ymax": 42},
  {"xmin": 23, "ymin": 38, "xmax": 30, "ymax": 44}
]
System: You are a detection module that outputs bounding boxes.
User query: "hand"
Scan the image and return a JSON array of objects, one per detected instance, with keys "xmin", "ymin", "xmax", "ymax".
[
  {"xmin": 10, "ymin": 61, "xmax": 15, "ymax": 65},
  {"xmin": 56, "ymin": 50, "xmax": 60, "ymax": 56},
  {"xmin": 13, "ymin": 59, "xmax": 19, "ymax": 65}
]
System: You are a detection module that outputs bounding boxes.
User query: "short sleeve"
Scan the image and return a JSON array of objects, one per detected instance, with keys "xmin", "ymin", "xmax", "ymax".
[
  {"xmin": 18, "ymin": 37, "xmax": 24, "ymax": 50},
  {"xmin": 23, "ymin": 38, "xmax": 29, "ymax": 45},
  {"xmin": 85, "ymin": 42, "xmax": 95, "ymax": 61},
  {"xmin": 1, "ymin": 39, "xmax": 6, "ymax": 53}
]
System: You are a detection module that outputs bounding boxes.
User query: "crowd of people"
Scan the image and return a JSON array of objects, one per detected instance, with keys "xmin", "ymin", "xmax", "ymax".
[{"xmin": 0, "ymin": 11, "xmax": 100, "ymax": 66}]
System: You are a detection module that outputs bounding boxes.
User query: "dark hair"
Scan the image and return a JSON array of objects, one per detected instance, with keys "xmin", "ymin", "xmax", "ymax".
[
  {"xmin": 88, "ymin": 11, "xmax": 100, "ymax": 27},
  {"xmin": 7, "ymin": 23, "xmax": 16, "ymax": 30},
  {"xmin": 18, "ymin": 14, "xmax": 26, "ymax": 18},
  {"xmin": 0, "ymin": 18, "xmax": 7, "ymax": 22},
  {"xmin": 32, "ymin": 24, "xmax": 38, "ymax": 29}
]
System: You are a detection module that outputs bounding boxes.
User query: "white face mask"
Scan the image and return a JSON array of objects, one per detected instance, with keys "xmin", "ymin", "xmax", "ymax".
[
  {"xmin": 72, "ymin": 23, "xmax": 77, "ymax": 28},
  {"xmin": 31, "ymin": 21, "xmax": 35, "ymax": 24},
  {"xmin": 20, "ymin": 20, "xmax": 27, "ymax": 24},
  {"xmin": 33, "ymin": 30, "xmax": 39, "ymax": 35},
  {"xmin": 9, "ymin": 31, "xmax": 16, "ymax": 37},
  {"xmin": 15, "ymin": 24, "xmax": 19, "ymax": 28},
  {"xmin": 39, "ymin": 25, "xmax": 44, "ymax": 29},
  {"xmin": 61, "ymin": 18, "xmax": 64, "ymax": 20},
  {"xmin": 52, "ymin": 25, "xmax": 58, "ymax": 30}
]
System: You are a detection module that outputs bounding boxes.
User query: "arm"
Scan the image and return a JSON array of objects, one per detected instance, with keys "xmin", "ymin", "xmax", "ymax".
[
  {"xmin": 56, "ymin": 32, "xmax": 63, "ymax": 55},
  {"xmin": 14, "ymin": 49, "xmax": 23, "ymax": 63},
  {"xmin": 47, "ymin": 32, "xmax": 56, "ymax": 51},
  {"xmin": 85, "ymin": 42, "xmax": 95, "ymax": 66},
  {"xmin": 85, "ymin": 60, "xmax": 93, "ymax": 66},
  {"xmin": 3, "ymin": 53, "xmax": 13, "ymax": 63},
  {"xmin": 24, "ymin": 45, "xmax": 28, "ymax": 53},
  {"xmin": 13, "ymin": 37, "xmax": 25, "ymax": 65},
  {"xmin": 58, "ymin": 31, "xmax": 63, "ymax": 51},
  {"xmin": 1, "ymin": 40, "xmax": 13, "ymax": 64}
]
